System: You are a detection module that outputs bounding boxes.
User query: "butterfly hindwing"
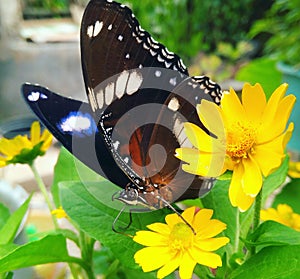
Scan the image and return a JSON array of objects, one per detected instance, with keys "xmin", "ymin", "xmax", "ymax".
[{"xmin": 21, "ymin": 83, "xmax": 132, "ymax": 187}]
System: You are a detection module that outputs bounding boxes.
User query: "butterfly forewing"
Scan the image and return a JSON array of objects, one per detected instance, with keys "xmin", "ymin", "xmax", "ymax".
[{"xmin": 80, "ymin": 0, "xmax": 223, "ymax": 206}]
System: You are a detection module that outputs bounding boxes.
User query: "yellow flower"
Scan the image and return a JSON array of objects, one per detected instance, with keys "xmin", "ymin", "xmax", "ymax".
[
  {"xmin": 0, "ymin": 121, "xmax": 52, "ymax": 166},
  {"xmin": 51, "ymin": 206, "xmax": 68, "ymax": 219},
  {"xmin": 176, "ymin": 83, "xmax": 295, "ymax": 212},
  {"xmin": 288, "ymin": 160, "xmax": 300, "ymax": 178},
  {"xmin": 133, "ymin": 207, "xmax": 229, "ymax": 279},
  {"xmin": 261, "ymin": 204, "xmax": 300, "ymax": 231}
]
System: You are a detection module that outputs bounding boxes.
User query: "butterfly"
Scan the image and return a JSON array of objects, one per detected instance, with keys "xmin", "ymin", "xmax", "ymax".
[{"xmin": 22, "ymin": 0, "xmax": 222, "ymax": 212}]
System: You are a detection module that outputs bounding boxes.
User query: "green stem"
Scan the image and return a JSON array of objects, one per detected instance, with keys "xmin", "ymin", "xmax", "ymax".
[
  {"xmin": 234, "ymin": 208, "xmax": 240, "ymax": 253},
  {"xmin": 249, "ymin": 189, "xmax": 262, "ymax": 256},
  {"xmin": 79, "ymin": 231, "xmax": 96, "ymax": 279},
  {"xmin": 68, "ymin": 257, "xmax": 95, "ymax": 279},
  {"xmin": 29, "ymin": 163, "xmax": 59, "ymax": 229}
]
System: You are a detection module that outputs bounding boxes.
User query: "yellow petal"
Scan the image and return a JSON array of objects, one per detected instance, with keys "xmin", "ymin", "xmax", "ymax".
[
  {"xmin": 0, "ymin": 137, "xmax": 23, "ymax": 156},
  {"xmin": 277, "ymin": 204, "xmax": 293, "ymax": 215},
  {"xmin": 260, "ymin": 207, "xmax": 280, "ymax": 221},
  {"xmin": 14, "ymin": 135, "xmax": 32, "ymax": 150},
  {"xmin": 236, "ymin": 186, "xmax": 255, "ymax": 212},
  {"xmin": 178, "ymin": 252, "xmax": 197, "ymax": 279},
  {"xmin": 193, "ymin": 208, "xmax": 213, "ymax": 231},
  {"xmin": 157, "ymin": 255, "xmax": 181, "ymax": 279},
  {"xmin": 147, "ymin": 222, "xmax": 171, "ymax": 236},
  {"xmin": 229, "ymin": 163, "xmax": 244, "ymax": 207},
  {"xmin": 165, "ymin": 213, "xmax": 181, "ymax": 230},
  {"xmin": 196, "ymin": 100, "xmax": 225, "ymax": 139},
  {"xmin": 183, "ymin": 122, "xmax": 222, "ymax": 152},
  {"xmin": 254, "ymin": 145, "xmax": 285, "ymax": 177},
  {"xmin": 182, "ymin": 207, "xmax": 196, "ymax": 225},
  {"xmin": 283, "ymin": 122, "xmax": 294, "ymax": 147},
  {"xmin": 229, "ymin": 163, "xmax": 254, "ymax": 211},
  {"xmin": 0, "ymin": 157, "xmax": 7, "ymax": 167},
  {"xmin": 41, "ymin": 129, "xmax": 53, "ymax": 151},
  {"xmin": 30, "ymin": 121, "xmax": 41, "ymax": 146},
  {"xmin": 175, "ymin": 147, "xmax": 225, "ymax": 177},
  {"xmin": 260, "ymin": 84, "xmax": 287, "ymax": 132},
  {"xmin": 242, "ymin": 83, "xmax": 266, "ymax": 124},
  {"xmin": 259, "ymin": 94, "xmax": 295, "ymax": 143},
  {"xmin": 221, "ymin": 88, "xmax": 246, "ymax": 125},
  {"xmin": 190, "ymin": 247, "xmax": 222, "ymax": 268},
  {"xmin": 197, "ymin": 219, "xmax": 227, "ymax": 239},
  {"xmin": 134, "ymin": 247, "xmax": 172, "ymax": 272},
  {"xmin": 254, "ymin": 123, "xmax": 292, "ymax": 177},
  {"xmin": 241, "ymin": 157, "xmax": 262, "ymax": 196},
  {"xmin": 195, "ymin": 237, "xmax": 230, "ymax": 251},
  {"xmin": 133, "ymin": 231, "xmax": 168, "ymax": 247}
]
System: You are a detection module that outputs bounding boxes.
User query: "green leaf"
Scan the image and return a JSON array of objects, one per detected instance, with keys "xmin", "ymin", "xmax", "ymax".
[
  {"xmin": 229, "ymin": 245, "xmax": 300, "ymax": 279},
  {"xmin": 235, "ymin": 57, "xmax": 282, "ymax": 98},
  {"xmin": 52, "ymin": 147, "xmax": 104, "ymax": 206},
  {"xmin": 0, "ymin": 234, "xmax": 76, "ymax": 272},
  {"xmin": 262, "ymin": 155, "xmax": 289, "ymax": 205},
  {"xmin": 247, "ymin": 221, "xmax": 300, "ymax": 248},
  {"xmin": 201, "ymin": 180, "xmax": 242, "ymax": 256},
  {"xmin": 60, "ymin": 181, "xmax": 172, "ymax": 269},
  {"xmin": 201, "ymin": 180, "xmax": 254, "ymax": 257},
  {"xmin": 273, "ymin": 178, "xmax": 300, "ymax": 213},
  {"xmin": 0, "ymin": 204, "xmax": 10, "ymax": 230},
  {"xmin": 0, "ymin": 195, "xmax": 32, "ymax": 244}
]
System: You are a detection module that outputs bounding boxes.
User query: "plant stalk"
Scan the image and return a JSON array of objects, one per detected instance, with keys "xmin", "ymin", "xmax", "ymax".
[
  {"xmin": 29, "ymin": 163, "xmax": 59, "ymax": 229},
  {"xmin": 249, "ymin": 189, "xmax": 262, "ymax": 256}
]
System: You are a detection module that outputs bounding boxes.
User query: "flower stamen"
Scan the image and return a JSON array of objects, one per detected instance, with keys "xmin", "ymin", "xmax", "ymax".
[
  {"xmin": 169, "ymin": 223, "xmax": 194, "ymax": 253},
  {"xmin": 226, "ymin": 122, "xmax": 257, "ymax": 160}
]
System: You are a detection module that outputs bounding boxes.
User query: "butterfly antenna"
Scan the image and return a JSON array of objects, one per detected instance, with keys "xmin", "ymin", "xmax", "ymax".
[
  {"xmin": 157, "ymin": 196, "xmax": 196, "ymax": 235},
  {"xmin": 112, "ymin": 205, "xmax": 134, "ymax": 237}
]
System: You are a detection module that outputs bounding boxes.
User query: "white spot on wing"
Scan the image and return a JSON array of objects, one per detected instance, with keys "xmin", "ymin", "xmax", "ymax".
[
  {"xmin": 118, "ymin": 35, "xmax": 123, "ymax": 41},
  {"xmin": 164, "ymin": 61, "xmax": 172, "ymax": 68},
  {"xmin": 150, "ymin": 48, "xmax": 156, "ymax": 56},
  {"xmin": 155, "ymin": 70, "xmax": 161, "ymax": 77},
  {"xmin": 157, "ymin": 54, "xmax": 165, "ymax": 63},
  {"xmin": 87, "ymin": 25, "xmax": 93, "ymax": 37},
  {"xmin": 136, "ymin": 37, "xmax": 142, "ymax": 44},
  {"xmin": 125, "ymin": 53, "xmax": 130, "ymax": 59},
  {"xmin": 88, "ymin": 87, "xmax": 98, "ymax": 112},
  {"xmin": 108, "ymin": 24, "xmax": 112, "ymax": 30},
  {"xmin": 169, "ymin": 77, "xmax": 177, "ymax": 86},
  {"xmin": 105, "ymin": 82, "xmax": 115, "ymax": 105},
  {"xmin": 116, "ymin": 71, "xmax": 129, "ymax": 98},
  {"xmin": 61, "ymin": 115, "xmax": 91, "ymax": 132},
  {"xmin": 126, "ymin": 71, "xmax": 143, "ymax": 95},
  {"xmin": 143, "ymin": 43, "xmax": 150, "ymax": 50},
  {"xmin": 168, "ymin": 97, "xmax": 179, "ymax": 111},
  {"xmin": 113, "ymin": 140, "xmax": 120, "ymax": 150},
  {"xmin": 173, "ymin": 118, "xmax": 192, "ymax": 147},
  {"xmin": 93, "ymin": 21, "xmax": 103, "ymax": 37},
  {"xmin": 162, "ymin": 47, "xmax": 174, "ymax": 59},
  {"xmin": 28, "ymin": 92, "xmax": 40, "ymax": 102},
  {"xmin": 96, "ymin": 88, "xmax": 104, "ymax": 108}
]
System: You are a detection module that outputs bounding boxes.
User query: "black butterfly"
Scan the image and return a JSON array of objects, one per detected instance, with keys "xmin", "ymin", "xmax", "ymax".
[{"xmin": 22, "ymin": 0, "xmax": 222, "ymax": 211}]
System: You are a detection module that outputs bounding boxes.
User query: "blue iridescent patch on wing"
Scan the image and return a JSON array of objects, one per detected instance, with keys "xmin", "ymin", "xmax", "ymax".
[{"xmin": 57, "ymin": 111, "xmax": 97, "ymax": 137}]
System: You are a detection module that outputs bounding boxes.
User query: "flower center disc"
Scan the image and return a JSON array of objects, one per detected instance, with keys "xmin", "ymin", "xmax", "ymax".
[
  {"xmin": 226, "ymin": 122, "xmax": 256, "ymax": 159},
  {"xmin": 169, "ymin": 223, "xmax": 194, "ymax": 252}
]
